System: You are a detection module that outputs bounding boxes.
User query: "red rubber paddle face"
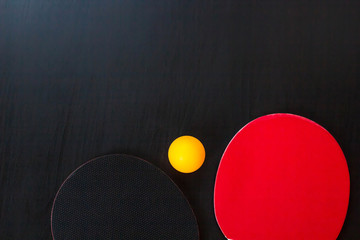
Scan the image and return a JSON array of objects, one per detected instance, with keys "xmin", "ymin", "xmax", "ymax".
[{"xmin": 214, "ymin": 114, "xmax": 350, "ymax": 240}]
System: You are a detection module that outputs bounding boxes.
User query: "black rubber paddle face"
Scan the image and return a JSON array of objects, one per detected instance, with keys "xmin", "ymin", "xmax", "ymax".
[{"xmin": 51, "ymin": 154, "xmax": 199, "ymax": 240}]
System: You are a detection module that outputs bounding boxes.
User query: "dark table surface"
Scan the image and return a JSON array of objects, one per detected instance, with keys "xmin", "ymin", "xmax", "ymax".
[{"xmin": 0, "ymin": 1, "xmax": 359, "ymax": 239}]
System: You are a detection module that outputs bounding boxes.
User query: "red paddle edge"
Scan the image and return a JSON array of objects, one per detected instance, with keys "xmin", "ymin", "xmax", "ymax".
[{"xmin": 213, "ymin": 113, "xmax": 350, "ymax": 239}]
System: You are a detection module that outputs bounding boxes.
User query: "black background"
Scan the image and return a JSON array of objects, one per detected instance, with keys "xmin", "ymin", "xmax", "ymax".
[{"xmin": 0, "ymin": 1, "xmax": 359, "ymax": 239}]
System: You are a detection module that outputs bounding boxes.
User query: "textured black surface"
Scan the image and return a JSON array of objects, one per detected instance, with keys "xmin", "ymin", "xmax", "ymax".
[
  {"xmin": 51, "ymin": 154, "xmax": 198, "ymax": 240},
  {"xmin": 0, "ymin": 1, "xmax": 359, "ymax": 239}
]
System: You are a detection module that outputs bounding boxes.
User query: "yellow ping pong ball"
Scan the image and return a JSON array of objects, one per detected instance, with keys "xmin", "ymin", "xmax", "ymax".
[{"xmin": 168, "ymin": 136, "xmax": 205, "ymax": 173}]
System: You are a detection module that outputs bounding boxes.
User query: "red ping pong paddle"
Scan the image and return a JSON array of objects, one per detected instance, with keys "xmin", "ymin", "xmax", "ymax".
[{"xmin": 214, "ymin": 113, "xmax": 350, "ymax": 240}]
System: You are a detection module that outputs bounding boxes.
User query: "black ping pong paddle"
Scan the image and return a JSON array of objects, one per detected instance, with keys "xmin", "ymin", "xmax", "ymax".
[{"xmin": 51, "ymin": 154, "xmax": 199, "ymax": 239}]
